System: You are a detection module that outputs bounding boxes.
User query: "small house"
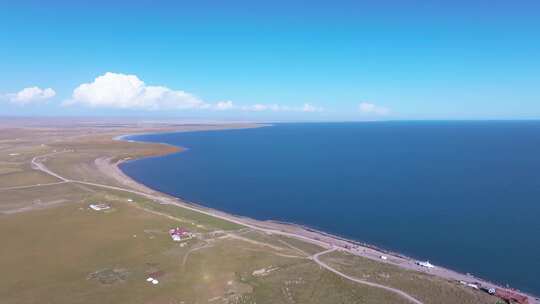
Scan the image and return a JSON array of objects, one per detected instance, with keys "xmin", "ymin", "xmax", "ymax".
[
  {"xmin": 89, "ymin": 203, "xmax": 111, "ymax": 211},
  {"xmin": 169, "ymin": 227, "xmax": 191, "ymax": 241},
  {"xmin": 416, "ymin": 260, "xmax": 435, "ymax": 269}
]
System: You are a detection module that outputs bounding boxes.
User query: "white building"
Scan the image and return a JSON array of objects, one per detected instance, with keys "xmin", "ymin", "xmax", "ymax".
[
  {"xmin": 416, "ymin": 261, "xmax": 435, "ymax": 268},
  {"xmin": 89, "ymin": 203, "xmax": 111, "ymax": 211}
]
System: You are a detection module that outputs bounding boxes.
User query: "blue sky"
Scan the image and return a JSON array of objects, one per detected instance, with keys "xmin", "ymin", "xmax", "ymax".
[{"xmin": 1, "ymin": 0, "xmax": 539, "ymax": 120}]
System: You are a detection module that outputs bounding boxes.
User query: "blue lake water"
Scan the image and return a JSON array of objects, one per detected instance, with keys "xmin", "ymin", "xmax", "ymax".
[{"xmin": 121, "ymin": 121, "xmax": 540, "ymax": 295}]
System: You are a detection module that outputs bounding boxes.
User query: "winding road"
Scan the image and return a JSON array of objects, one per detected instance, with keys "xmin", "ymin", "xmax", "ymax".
[
  {"xmin": 312, "ymin": 249, "xmax": 423, "ymax": 304},
  {"xmin": 30, "ymin": 151, "xmax": 425, "ymax": 303}
]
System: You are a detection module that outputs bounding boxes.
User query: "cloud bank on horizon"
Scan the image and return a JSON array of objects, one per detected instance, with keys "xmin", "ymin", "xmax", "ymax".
[
  {"xmin": 63, "ymin": 72, "xmax": 327, "ymax": 114},
  {"xmin": 2, "ymin": 87, "xmax": 56, "ymax": 105},
  {"xmin": 358, "ymin": 102, "xmax": 390, "ymax": 116},
  {"xmin": 1, "ymin": 72, "xmax": 390, "ymax": 118}
]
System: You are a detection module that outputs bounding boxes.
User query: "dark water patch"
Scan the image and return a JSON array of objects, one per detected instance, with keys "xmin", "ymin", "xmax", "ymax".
[{"xmin": 121, "ymin": 121, "xmax": 540, "ymax": 295}]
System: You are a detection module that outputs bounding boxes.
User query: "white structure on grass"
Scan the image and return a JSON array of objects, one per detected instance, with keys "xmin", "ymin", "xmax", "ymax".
[
  {"xmin": 416, "ymin": 260, "xmax": 435, "ymax": 268},
  {"xmin": 89, "ymin": 203, "xmax": 111, "ymax": 211}
]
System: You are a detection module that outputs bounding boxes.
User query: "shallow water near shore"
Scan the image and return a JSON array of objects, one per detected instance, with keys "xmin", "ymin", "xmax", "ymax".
[{"xmin": 121, "ymin": 121, "xmax": 540, "ymax": 295}]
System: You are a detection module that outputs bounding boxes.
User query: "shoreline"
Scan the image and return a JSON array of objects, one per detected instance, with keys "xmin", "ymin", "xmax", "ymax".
[{"xmin": 108, "ymin": 126, "xmax": 538, "ymax": 303}]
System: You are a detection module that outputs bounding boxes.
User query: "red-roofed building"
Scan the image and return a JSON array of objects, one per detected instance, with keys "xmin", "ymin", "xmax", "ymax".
[{"xmin": 169, "ymin": 227, "xmax": 190, "ymax": 241}]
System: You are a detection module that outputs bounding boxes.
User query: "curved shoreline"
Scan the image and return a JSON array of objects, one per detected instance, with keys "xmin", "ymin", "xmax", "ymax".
[{"xmin": 110, "ymin": 127, "xmax": 538, "ymax": 303}]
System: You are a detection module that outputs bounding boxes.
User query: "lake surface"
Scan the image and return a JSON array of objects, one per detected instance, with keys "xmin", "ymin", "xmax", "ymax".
[{"xmin": 121, "ymin": 121, "xmax": 540, "ymax": 295}]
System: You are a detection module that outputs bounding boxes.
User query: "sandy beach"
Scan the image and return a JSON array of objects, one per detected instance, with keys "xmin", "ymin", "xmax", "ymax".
[{"xmin": 95, "ymin": 128, "xmax": 540, "ymax": 304}]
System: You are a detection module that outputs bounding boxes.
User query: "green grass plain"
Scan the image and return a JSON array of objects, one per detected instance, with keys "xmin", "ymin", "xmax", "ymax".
[{"xmin": 320, "ymin": 251, "xmax": 498, "ymax": 304}]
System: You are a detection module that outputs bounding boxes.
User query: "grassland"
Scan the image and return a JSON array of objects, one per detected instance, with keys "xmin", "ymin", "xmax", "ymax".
[
  {"xmin": 319, "ymin": 251, "xmax": 498, "ymax": 304},
  {"xmin": 0, "ymin": 120, "xmax": 504, "ymax": 304},
  {"xmin": 0, "ymin": 187, "xmax": 411, "ymax": 304}
]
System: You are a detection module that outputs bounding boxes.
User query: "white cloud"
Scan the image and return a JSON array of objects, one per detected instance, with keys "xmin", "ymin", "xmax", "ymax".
[
  {"xmin": 214, "ymin": 100, "xmax": 234, "ymax": 111},
  {"xmin": 241, "ymin": 103, "xmax": 282, "ymax": 112},
  {"xmin": 240, "ymin": 103, "xmax": 323, "ymax": 113},
  {"xmin": 3, "ymin": 87, "xmax": 56, "ymax": 105},
  {"xmin": 302, "ymin": 103, "xmax": 324, "ymax": 112},
  {"xmin": 64, "ymin": 72, "xmax": 324, "ymax": 114},
  {"xmin": 66, "ymin": 72, "xmax": 205, "ymax": 110},
  {"xmin": 358, "ymin": 102, "xmax": 390, "ymax": 115}
]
